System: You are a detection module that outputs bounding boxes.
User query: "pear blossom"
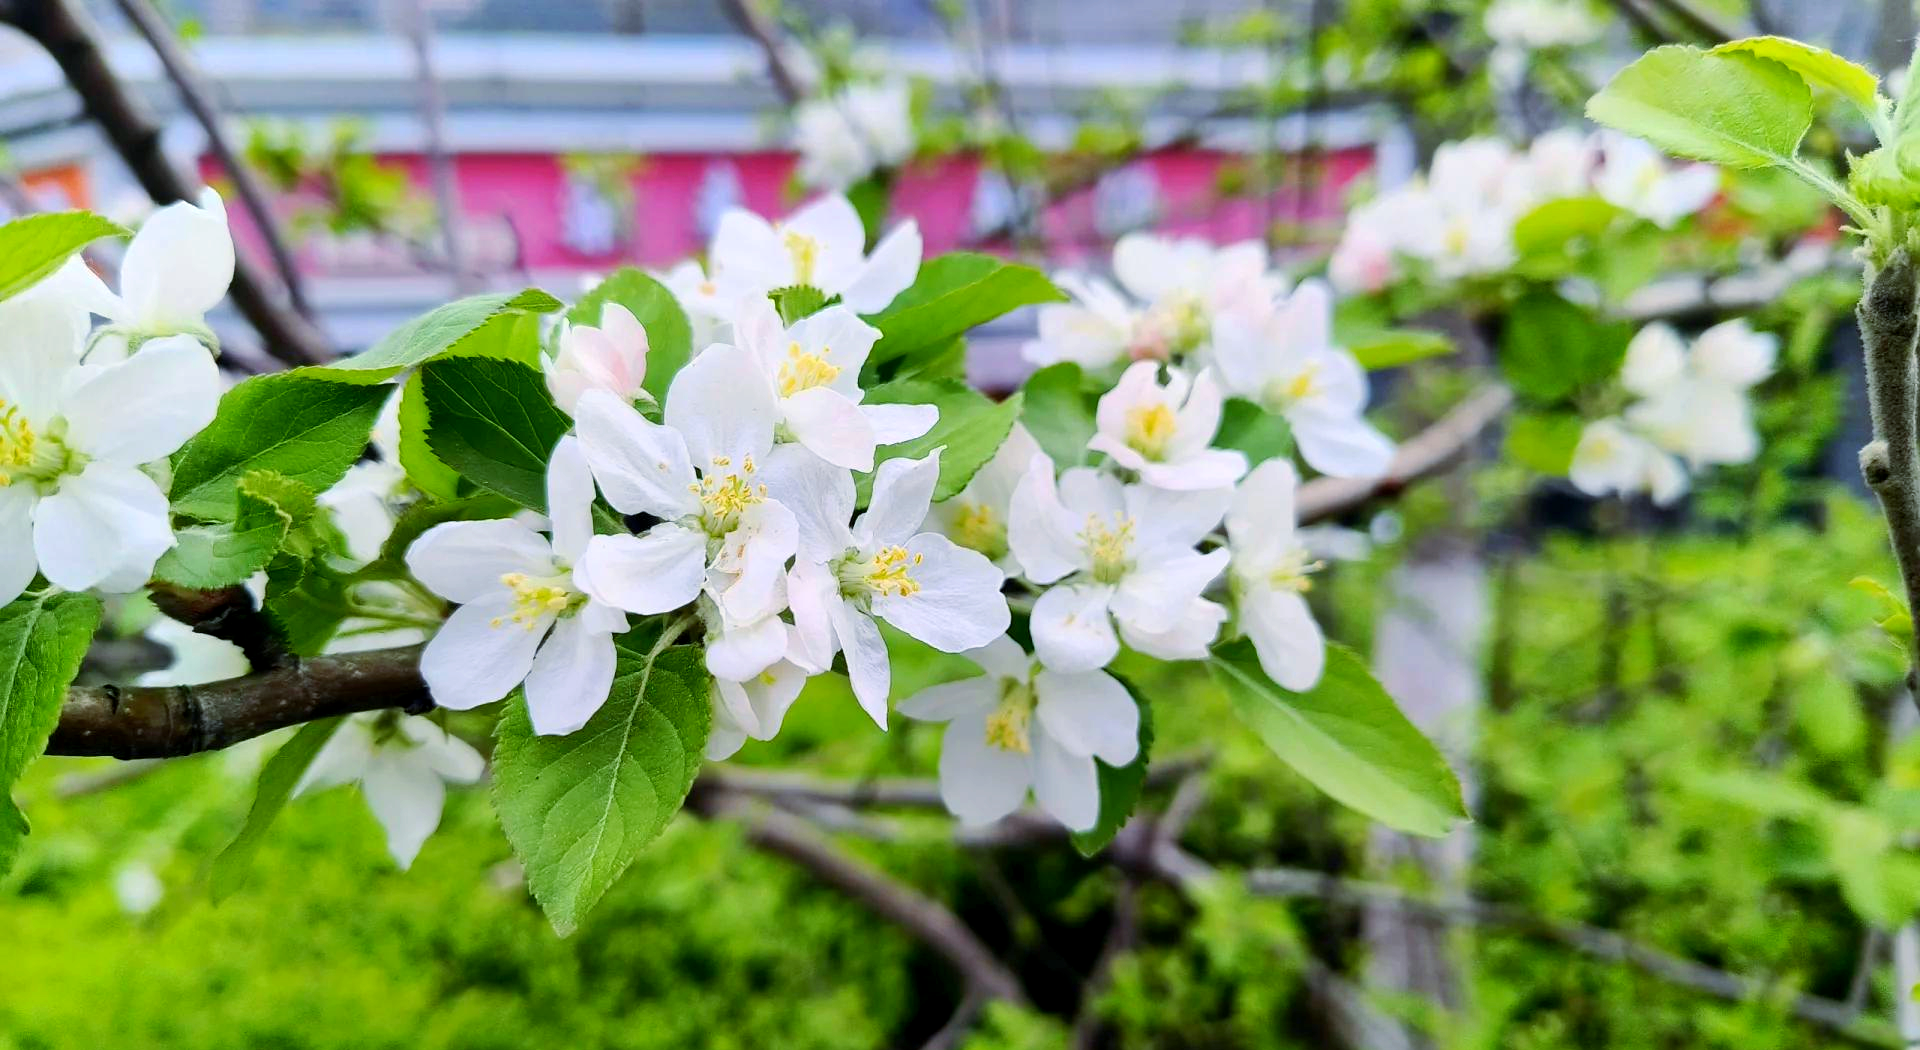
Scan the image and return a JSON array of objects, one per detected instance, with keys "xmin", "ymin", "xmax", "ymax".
[
  {"xmin": 899, "ymin": 635, "xmax": 1139, "ymax": 831},
  {"xmin": 406, "ymin": 437, "xmax": 631, "ymax": 736},
  {"xmin": 733, "ymin": 299, "xmax": 937, "ymax": 470},
  {"xmin": 793, "ymin": 80, "xmax": 915, "ymax": 192},
  {"xmin": 770, "ymin": 447, "xmax": 1011, "ymax": 726},
  {"xmin": 0, "ymin": 332, "xmax": 220, "ymax": 606},
  {"xmin": 710, "ymin": 194, "xmax": 922, "ymax": 314},
  {"xmin": 92, "ymin": 188, "xmax": 237, "ymax": 358},
  {"xmin": 544, "ymin": 302, "xmax": 650, "ymax": 415},
  {"xmin": 927, "ymin": 422, "xmax": 1040, "ymax": 571},
  {"xmin": 1226, "ymin": 460, "xmax": 1326, "ymax": 691},
  {"xmin": 570, "ymin": 344, "xmax": 798, "ymax": 624},
  {"xmin": 1009, "ymin": 455, "xmax": 1230, "ymax": 672},
  {"xmin": 294, "ymin": 712, "xmax": 485, "ymax": 870},
  {"xmin": 1569, "ymin": 417, "xmax": 1689, "ymax": 505},
  {"xmin": 1594, "ymin": 133, "xmax": 1720, "ymax": 229},
  {"xmin": 1087, "ymin": 362, "xmax": 1248, "ymax": 490},
  {"xmin": 1209, "ymin": 280, "xmax": 1395, "ymax": 478}
]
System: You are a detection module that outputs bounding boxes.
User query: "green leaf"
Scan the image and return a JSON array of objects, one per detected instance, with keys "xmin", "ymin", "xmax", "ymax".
[
  {"xmin": 1851, "ymin": 576, "xmax": 1913, "ymax": 650},
  {"xmin": 1019, "ymin": 362, "xmax": 1098, "ymax": 468},
  {"xmin": 359, "ymin": 491, "xmax": 521, "ymax": 580},
  {"xmin": 169, "ymin": 373, "xmax": 390, "ymax": 520},
  {"xmin": 1499, "ymin": 292, "xmax": 1630, "ymax": 404},
  {"xmin": 1512, "ymin": 197, "xmax": 1627, "ymax": 260},
  {"xmin": 262, "ymin": 551, "xmax": 354, "ymax": 657},
  {"xmin": 1071, "ymin": 684, "xmax": 1153, "ymax": 857},
  {"xmin": 0, "ymin": 592, "xmax": 103, "ymax": 873},
  {"xmin": 1209, "ymin": 641, "xmax": 1466, "ymax": 837},
  {"xmin": 209, "ymin": 717, "xmax": 345, "ymax": 902},
  {"xmin": 1214, "ymin": 397, "xmax": 1292, "ymax": 469},
  {"xmin": 1586, "ymin": 45, "xmax": 1812, "ymax": 169},
  {"xmin": 155, "ymin": 471, "xmax": 318, "ymax": 589},
  {"xmin": 866, "ymin": 253, "xmax": 1064, "ymax": 373},
  {"xmin": 396, "ymin": 370, "xmax": 462, "ymax": 501},
  {"xmin": 1711, "ymin": 37, "xmax": 1883, "ymax": 131},
  {"xmin": 308, "ymin": 289, "xmax": 562, "ymax": 385},
  {"xmin": 492, "ymin": 638, "xmax": 712, "ymax": 935},
  {"xmin": 857, "ymin": 379, "xmax": 1021, "ymax": 505},
  {"xmin": 1347, "ymin": 329, "xmax": 1455, "ymax": 371},
  {"xmin": 1503, "ymin": 411, "xmax": 1584, "ymax": 476},
  {"xmin": 420, "ymin": 357, "xmax": 572, "ymax": 511},
  {"xmin": 0, "ymin": 211, "xmax": 124, "ymax": 303},
  {"xmin": 569, "ymin": 268, "xmax": 694, "ymax": 405},
  {"xmin": 769, "ymin": 284, "xmax": 836, "ymax": 324}
]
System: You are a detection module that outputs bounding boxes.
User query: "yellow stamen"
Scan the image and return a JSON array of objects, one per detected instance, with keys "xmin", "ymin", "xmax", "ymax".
[
  {"xmin": 782, "ymin": 230, "xmax": 821, "ymax": 287},
  {"xmin": 1124, "ymin": 403, "xmax": 1178, "ymax": 461},
  {"xmin": 952, "ymin": 502, "xmax": 1006, "ymax": 558},
  {"xmin": 1263, "ymin": 548, "xmax": 1324, "ymax": 594},
  {"xmin": 862, "ymin": 545, "xmax": 924, "ymax": 598},
  {"xmin": 490, "ymin": 572, "xmax": 577, "ymax": 630},
  {"xmin": 984, "ymin": 682, "xmax": 1034, "ymax": 754},
  {"xmin": 778, "ymin": 340, "xmax": 842, "ymax": 397},
  {"xmin": 689, "ymin": 455, "xmax": 765, "ymax": 533},
  {"xmin": 1268, "ymin": 362, "xmax": 1321, "ymax": 409},
  {"xmin": 0, "ymin": 401, "xmax": 33, "ymax": 488},
  {"xmin": 1079, "ymin": 512, "xmax": 1135, "ymax": 584}
]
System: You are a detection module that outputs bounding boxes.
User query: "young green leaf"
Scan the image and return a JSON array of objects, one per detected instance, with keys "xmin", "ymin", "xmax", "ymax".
[
  {"xmin": 865, "ymin": 253, "xmax": 1064, "ymax": 374},
  {"xmin": 857, "ymin": 379, "xmax": 1021, "ymax": 505},
  {"xmin": 360, "ymin": 492, "xmax": 522, "ymax": 581},
  {"xmin": 1071, "ymin": 686, "xmax": 1153, "ymax": 857},
  {"xmin": 1587, "ymin": 46, "xmax": 1812, "ymax": 169},
  {"xmin": 209, "ymin": 717, "xmax": 346, "ymax": 902},
  {"xmin": 1019, "ymin": 362, "xmax": 1098, "ymax": 468},
  {"xmin": 1500, "ymin": 292, "xmax": 1630, "ymax": 404},
  {"xmin": 396, "ymin": 370, "xmax": 462, "ymax": 500},
  {"xmin": 169, "ymin": 373, "xmax": 390, "ymax": 520},
  {"xmin": 419, "ymin": 357, "xmax": 572, "ymax": 511},
  {"xmin": 492, "ymin": 639, "xmax": 712, "ymax": 936},
  {"xmin": 307, "ymin": 288, "xmax": 562, "ymax": 385},
  {"xmin": 262, "ymin": 551, "xmax": 355, "ymax": 658},
  {"xmin": 569, "ymin": 268, "xmax": 694, "ymax": 404},
  {"xmin": 1710, "ymin": 37, "xmax": 1884, "ymax": 135},
  {"xmin": 1503, "ymin": 411, "xmax": 1585, "ymax": 476},
  {"xmin": 1209, "ymin": 641, "xmax": 1466, "ymax": 837},
  {"xmin": 156, "ymin": 471, "xmax": 319, "ymax": 589},
  {"xmin": 0, "ymin": 211, "xmax": 125, "ymax": 303},
  {"xmin": 0, "ymin": 592, "xmax": 104, "ymax": 873},
  {"xmin": 1347, "ymin": 329, "xmax": 1455, "ymax": 371},
  {"xmin": 1213, "ymin": 397, "xmax": 1293, "ymax": 469}
]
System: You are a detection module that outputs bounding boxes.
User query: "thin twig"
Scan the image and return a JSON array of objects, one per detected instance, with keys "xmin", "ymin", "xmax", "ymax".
[
  {"xmin": 1296, "ymin": 385, "xmax": 1514, "ymax": 526},
  {"xmin": 716, "ymin": 0, "xmax": 807, "ymax": 104},
  {"xmin": 401, "ymin": 0, "xmax": 470, "ymax": 292}
]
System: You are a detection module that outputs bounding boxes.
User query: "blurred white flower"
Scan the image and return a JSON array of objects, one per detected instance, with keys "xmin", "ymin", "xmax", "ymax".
[
  {"xmin": 794, "ymin": 80, "xmax": 915, "ymax": 192},
  {"xmin": 1570, "ymin": 417, "xmax": 1689, "ymax": 505},
  {"xmin": 1485, "ymin": 0, "xmax": 1601, "ymax": 49},
  {"xmin": 113, "ymin": 862, "xmax": 165, "ymax": 916},
  {"xmin": 1594, "ymin": 132, "xmax": 1720, "ymax": 228},
  {"xmin": 928, "ymin": 422, "xmax": 1040, "ymax": 572},
  {"xmin": 295, "ymin": 713, "xmax": 485, "ymax": 871},
  {"xmin": 1227, "ymin": 460, "xmax": 1326, "ymax": 691},
  {"xmin": 1087, "ymin": 362, "xmax": 1248, "ymax": 490}
]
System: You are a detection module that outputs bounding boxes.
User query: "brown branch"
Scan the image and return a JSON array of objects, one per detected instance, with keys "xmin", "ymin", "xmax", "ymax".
[
  {"xmin": 716, "ymin": 0, "xmax": 807, "ymax": 105},
  {"xmin": 47, "ymin": 645, "xmax": 429, "ymax": 759},
  {"xmin": 147, "ymin": 581, "xmax": 288, "ymax": 672},
  {"xmin": 1296, "ymin": 384, "xmax": 1514, "ymax": 526},
  {"xmin": 1, "ymin": 0, "xmax": 333, "ymax": 367},
  {"xmin": 110, "ymin": 0, "xmax": 313, "ymax": 319}
]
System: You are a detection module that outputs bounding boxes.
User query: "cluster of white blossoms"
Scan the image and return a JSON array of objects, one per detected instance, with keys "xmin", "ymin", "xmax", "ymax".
[
  {"xmin": 1570, "ymin": 319, "xmax": 1777, "ymax": 505},
  {"xmin": 1329, "ymin": 131, "xmax": 1720, "ymax": 295},
  {"xmin": 0, "ymin": 190, "xmax": 230, "ymax": 608},
  {"xmin": 791, "ymin": 78, "xmax": 916, "ymax": 193}
]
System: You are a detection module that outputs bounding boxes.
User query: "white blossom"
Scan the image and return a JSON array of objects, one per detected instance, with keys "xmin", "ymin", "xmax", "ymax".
[
  {"xmin": 137, "ymin": 616, "xmax": 250, "ymax": 687},
  {"xmin": 545, "ymin": 302, "xmax": 650, "ymax": 416},
  {"xmin": 660, "ymin": 259, "xmax": 728, "ymax": 348},
  {"xmin": 407, "ymin": 437, "xmax": 630, "ymax": 736},
  {"xmin": 295, "ymin": 713, "xmax": 486, "ymax": 870},
  {"xmin": 1087, "ymin": 361, "xmax": 1248, "ymax": 490},
  {"xmin": 927, "ymin": 422, "xmax": 1040, "ymax": 572},
  {"xmin": 794, "ymin": 80, "xmax": 915, "ymax": 192},
  {"xmin": 900, "ymin": 635, "xmax": 1138, "ymax": 831},
  {"xmin": 1569, "ymin": 417, "xmax": 1689, "ymax": 505},
  {"xmin": 1484, "ymin": 0, "xmax": 1601, "ymax": 49},
  {"xmin": 1024, "ymin": 274, "xmax": 1139, "ymax": 370},
  {"xmin": 1227, "ymin": 460, "xmax": 1326, "ymax": 691},
  {"xmin": 1594, "ymin": 132, "xmax": 1720, "ymax": 229},
  {"xmin": 711, "ymin": 194, "xmax": 921, "ymax": 314},
  {"xmin": 93, "ymin": 188, "xmax": 237, "ymax": 358},
  {"xmin": 1009, "ymin": 454, "xmax": 1229, "ymax": 672}
]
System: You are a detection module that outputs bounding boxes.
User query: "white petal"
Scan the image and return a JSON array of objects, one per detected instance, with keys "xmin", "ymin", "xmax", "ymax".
[
  {"xmin": 121, "ymin": 188, "xmax": 235, "ymax": 327},
  {"xmin": 666, "ymin": 343, "xmax": 778, "ymax": 468},
  {"xmin": 61, "ymin": 336, "xmax": 220, "ymax": 465},
  {"xmin": 762, "ymin": 442, "xmax": 857, "ymax": 561},
  {"xmin": 1117, "ymin": 596, "xmax": 1227, "ymax": 662},
  {"xmin": 786, "ymin": 560, "xmax": 840, "ymax": 671},
  {"xmin": 857, "ymin": 448, "xmax": 942, "ymax": 549},
  {"xmin": 831, "ymin": 599, "xmax": 892, "ymax": 728},
  {"xmin": 1031, "ymin": 732, "xmax": 1101, "ymax": 832},
  {"xmin": 1035, "ymin": 669, "xmax": 1140, "ymax": 765},
  {"xmin": 573, "ymin": 526, "xmax": 706, "ymax": 615},
  {"xmin": 575, "ymin": 389, "xmax": 699, "ymax": 518},
  {"xmin": 1241, "ymin": 588, "xmax": 1326, "ymax": 692},
  {"xmin": 545, "ymin": 435, "xmax": 597, "ymax": 563},
  {"xmin": 1290, "ymin": 407, "xmax": 1396, "ymax": 479},
  {"xmin": 400, "ymin": 717, "xmax": 487, "ymax": 783},
  {"xmin": 706, "ymin": 612, "xmax": 788, "ymax": 682},
  {"xmin": 1621, "ymin": 323, "xmax": 1687, "ymax": 397},
  {"xmin": 783, "ymin": 386, "xmax": 877, "ymax": 470},
  {"xmin": 897, "ymin": 675, "xmax": 999, "ymax": 722},
  {"xmin": 0, "ymin": 487, "xmax": 37, "ymax": 607},
  {"xmin": 1111, "ymin": 548, "xmax": 1228, "ymax": 634},
  {"xmin": 937, "ymin": 713, "xmax": 1032, "ymax": 825},
  {"xmin": 788, "ymin": 306, "xmax": 880, "ymax": 393},
  {"xmin": 1030, "ymin": 583, "xmax": 1120, "ymax": 673},
  {"xmin": 737, "ymin": 659, "xmax": 809, "ymax": 742},
  {"xmin": 523, "ymin": 616, "xmax": 620, "ymax": 735},
  {"xmin": 1136, "ymin": 449, "xmax": 1248, "ymax": 491},
  {"xmin": 873, "ymin": 533, "xmax": 1009, "ymax": 652},
  {"xmin": 1229, "ymin": 458, "xmax": 1299, "ymax": 558},
  {"xmin": 0, "ymin": 295, "xmax": 85, "ymax": 422},
  {"xmin": 407, "ymin": 518, "xmax": 555, "ymax": 604},
  {"xmin": 839, "ymin": 220, "xmax": 922, "ymax": 313},
  {"xmin": 713, "ymin": 500, "xmax": 798, "ymax": 623},
  {"xmin": 420, "ymin": 593, "xmax": 547, "ymax": 709},
  {"xmin": 706, "ymin": 720, "xmax": 749, "ymax": 761},
  {"xmin": 966, "ymin": 634, "xmax": 1031, "ymax": 682},
  {"xmin": 33, "ymin": 463, "xmax": 173, "ymax": 592},
  {"xmin": 362, "ymin": 750, "xmax": 448, "ymax": 870},
  {"xmin": 862, "ymin": 403, "xmax": 939, "ymax": 445},
  {"xmin": 1007, "ymin": 454, "xmax": 1084, "ymax": 584},
  {"xmin": 294, "ymin": 718, "xmax": 374, "ymax": 796}
]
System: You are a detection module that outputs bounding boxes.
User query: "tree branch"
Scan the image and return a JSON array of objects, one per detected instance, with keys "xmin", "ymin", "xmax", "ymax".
[
  {"xmin": 147, "ymin": 581, "xmax": 288, "ymax": 672},
  {"xmin": 1857, "ymin": 250, "xmax": 1920, "ymax": 702},
  {"xmin": 110, "ymin": 0, "xmax": 313, "ymax": 320},
  {"xmin": 1296, "ymin": 384, "xmax": 1513, "ymax": 526},
  {"xmin": 1, "ymin": 0, "xmax": 333, "ymax": 367},
  {"xmin": 716, "ymin": 0, "xmax": 807, "ymax": 105}
]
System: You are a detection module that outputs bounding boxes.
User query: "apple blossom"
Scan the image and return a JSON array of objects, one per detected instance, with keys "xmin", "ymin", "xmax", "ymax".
[
  {"xmin": 544, "ymin": 302, "xmax": 650, "ymax": 415},
  {"xmin": 1023, "ymin": 273, "xmax": 1139, "ymax": 369},
  {"xmin": 770, "ymin": 447, "xmax": 1011, "ymax": 727},
  {"xmin": 1226, "ymin": 460, "xmax": 1326, "ymax": 691},
  {"xmin": 1484, "ymin": 0, "xmax": 1601, "ymax": 50},
  {"xmin": 1569, "ymin": 417, "xmax": 1689, "ymax": 506},
  {"xmin": 1087, "ymin": 361, "xmax": 1248, "ymax": 490},
  {"xmin": 1009, "ymin": 454, "xmax": 1230, "ymax": 672},
  {"xmin": 710, "ymin": 194, "xmax": 922, "ymax": 314},
  {"xmin": 1594, "ymin": 132, "xmax": 1720, "ymax": 229},
  {"xmin": 793, "ymin": 80, "xmax": 915, "ymax": 192},
  {"xmin": 899, "ymin": 635, "xmax": 1139, "ymax": 831},
  {"xmin": 927, "ymin": 422, "xmax": 1040, "ymax": 571},
  {"xmin": 406, "ymin": 436, "xmax": 631, "ymax": 736},
  {"xmin": 294, "ymin": 712, "xmax": 486, "ymax": 870},
  {"xmin": 92, "ymin": 188, "xmax": 237, "ymax": 358},
  {"xmin": 660, "ymin": 258, "xmax": 728, "ymax": 347}
]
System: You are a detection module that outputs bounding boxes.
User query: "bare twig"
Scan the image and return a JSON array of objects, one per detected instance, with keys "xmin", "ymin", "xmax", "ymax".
[
  {"xmin": 1857, "ymin": 252, "xmax": 1920, "ymax": 705},
  {"xmin": 110, "ymin": 0, "xmax": 312, "ymax": 319},
  {"xmin": 1296, "ymin": 385, "xmax": 1514, "ymax": 526},
  {"xmin": 0, "ymin": 0, "xmax": 332, "ymax": 367},
  {"xmin": 716, "ymin": 0, "xmax": 808, "ymax": 104},
  {"xmin": 401, "ymin": 0, "xmax": 470, "ymax": 292}
]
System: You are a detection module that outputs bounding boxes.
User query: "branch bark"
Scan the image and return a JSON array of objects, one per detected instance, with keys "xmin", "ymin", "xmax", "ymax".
[
  {"xmin": 716, "ymin": 0, "xmax": 807, "ymax": 104},
  {"xmin": 1296, "ymin": 384, "xmax": 1514, "ymax": 526},
  {"xmin": 1856, "ymin": 251, "xmax": 1920, "ymax": 701},
  {"xmin": 1, "ymin": 0, "xmax": 333, "ymax": 367},
  {"xmin": 110, "ymin": 0, "xmax": 313, "ymax": 320}
]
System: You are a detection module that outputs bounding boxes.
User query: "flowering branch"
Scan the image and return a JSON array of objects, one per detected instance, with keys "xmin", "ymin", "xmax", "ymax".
[
  {"xmin": 1295, "ymin": 384, "xmax": 1514, "ymax": 526},
  {"xmin": 1856, "ymin": 250, "xmax": 1920, "ymax": 699}
]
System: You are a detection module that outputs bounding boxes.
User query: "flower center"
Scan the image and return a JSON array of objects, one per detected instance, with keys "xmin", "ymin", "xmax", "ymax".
[
  {"xmin": 0, "ymin": 401, "xmax": 36, "ymax": 487},
  {"xmin": 782, "ymin": 230, "xmax": 821, "ymax": 287},
  {"xmin": 838, "ymin": 544, "xmax": 924, "ymax": 600},
  {"xmin": 689, "ymin": 455, "xmax": 766, "ymax": 535},
  {"xmin": 1079, "ymin": 511, "xmax": 1136, "ymax": 584},
  {"xmin": 491, "ymin": 571, "xmax": 581, "ymax": 630},
  {"xmin": 1131, "ymin": 296, "xmax": 1207, "ymax": 360},
  {"xmin": 1262, "ymin": 547, "xmax": 1323, "ymax": 594},
  {"xmin": 984, "ymin": 680, "xmax": 1035, "ymax": 754},
  {"xmin": 1267, "ymin": 362, "xmax": 1322, "ymax": 410},
  {"xmin": 778, "ymin": 340, "xmax": 841, "ymax": 397},
  {"xmin": 951, "ymin": 501, "xmax": 1006, "ymax": 559},
  {"xmin": 1444, "ymin": 220, "xmax": 1471, "ymax": 256},
  {"xmin": 1124, "ymin": 403, "xmax": 1178, "ymax": 461},
  {"xmin": 0, "ymin": 402, "xmax": 80, "ymax": 490}
]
